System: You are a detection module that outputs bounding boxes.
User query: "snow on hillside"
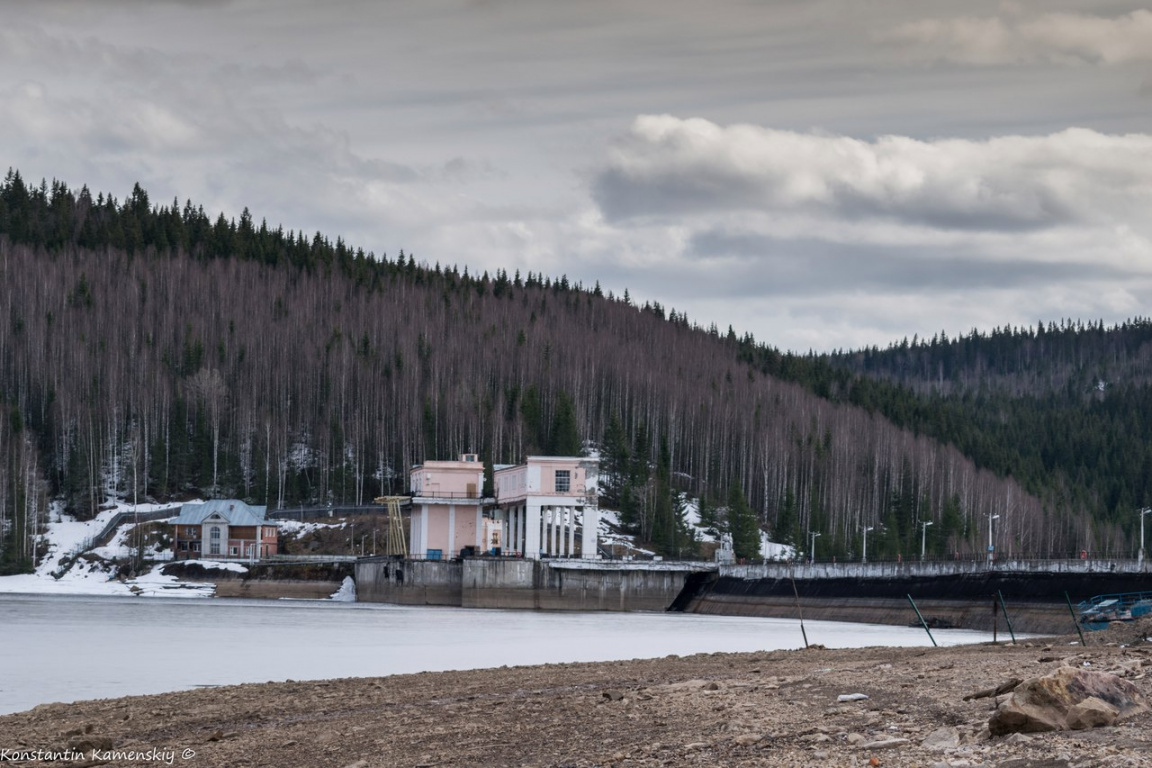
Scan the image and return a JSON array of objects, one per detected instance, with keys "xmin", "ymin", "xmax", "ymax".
[
  {"xmin": 0, "ymin": 499, "xmax": 364, "ymax": 600},
  {"xmin": 277, "ymin": 519, "xmax": 348, "ymax": 536},
  {"xmin": 598, "ymin": 496, "xmax": 794, "ymax": 561},
  {"xmin": 0, "ymin": 499, "xmax": 219, "ymax": 597},
  {"xmin": 760, "ymin": 535, "xmax": 795, "ymax": 561},
  {"xmin": 596, "ymin": 509, "xmax": 656, "ymax": 557}
]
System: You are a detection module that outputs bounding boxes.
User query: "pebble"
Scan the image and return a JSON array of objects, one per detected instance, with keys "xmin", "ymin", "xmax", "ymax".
[{"xmin": 857, "ymin": 738, "xmax": 909, "ymax": 750}]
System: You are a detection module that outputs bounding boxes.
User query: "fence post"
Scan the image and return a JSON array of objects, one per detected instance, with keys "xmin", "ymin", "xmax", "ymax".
[{"xmin": 908, "ymin": 594, "xmax": 938, "ymax": 647}]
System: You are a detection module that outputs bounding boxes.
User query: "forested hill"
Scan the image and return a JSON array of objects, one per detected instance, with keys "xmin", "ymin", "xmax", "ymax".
[
  {"xmin": 745, "ymin": 323, "xmax": 1152, "ymax": 542},
  {"xmin": 831, "ymin": 320, "xmax": 1152, "ymax": 398},
  {"xmin": 0, "ymin": 171, "xmax": 1112, "ymax": 573}
]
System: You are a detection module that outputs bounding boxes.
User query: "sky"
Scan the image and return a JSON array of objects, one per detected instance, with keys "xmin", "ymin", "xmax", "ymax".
[{"xmin": 3, "ymin": 0, "xmax": 1152, "ymax": 352}]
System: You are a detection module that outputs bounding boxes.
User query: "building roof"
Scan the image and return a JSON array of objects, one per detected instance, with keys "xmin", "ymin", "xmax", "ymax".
[
  {"xmin": 525, "ymin": 455, "xmax": 596, "ymax": 463},
  {"xmin": 173, "ymin": 500, "xmax": 268, "ymax": 526}
]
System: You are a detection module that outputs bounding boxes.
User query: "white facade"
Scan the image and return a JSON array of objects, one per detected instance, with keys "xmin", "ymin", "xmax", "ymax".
[{"xmin": 494, "ymin": 456, "xmax": 600, "ymax": 560}]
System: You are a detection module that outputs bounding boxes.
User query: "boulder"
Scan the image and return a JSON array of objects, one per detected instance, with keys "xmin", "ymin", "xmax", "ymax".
[
  {"xmin": 1065, "ymin": 697, "xmax": 1118, "ymax": 730},
  {"xmin": 920, "ymin": 726, "xmax": 960, "ymax": 751},
  {"xmin": 988, "ymin": 667, "xmax": 1147, "ymax": 735}
]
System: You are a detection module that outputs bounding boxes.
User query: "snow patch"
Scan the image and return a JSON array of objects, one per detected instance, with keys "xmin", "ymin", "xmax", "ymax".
[
  {"xmin": 277, "ymin": 519, "xmax": 348, "ymax": 536},
  {"xmin": 761, "ymin": 532, "xmax": 796, "ymax": 561},
  {"xmin": 184, "ymin": 560, "xmax": 249, "ymax": 574},
  {"xmin": 0, "ymin": 499, "xmax": 198, "ymax": 597}
]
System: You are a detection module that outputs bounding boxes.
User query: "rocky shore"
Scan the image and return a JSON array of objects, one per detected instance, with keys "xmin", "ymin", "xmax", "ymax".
[{"xmin": 3, "ymin": 626, "xmax": 1152, "ymax": 767}]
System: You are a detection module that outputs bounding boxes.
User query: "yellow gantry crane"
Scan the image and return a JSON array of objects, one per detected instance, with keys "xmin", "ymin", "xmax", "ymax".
[{"xmin": 374, "ymin": 496, "xmax": 408, "ymax": 557}]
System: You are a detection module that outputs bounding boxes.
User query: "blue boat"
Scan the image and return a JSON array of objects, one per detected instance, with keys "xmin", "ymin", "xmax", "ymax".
[{"xmin": 1078, "ymin": 592, "xmax": 1152, "ymax": 631}]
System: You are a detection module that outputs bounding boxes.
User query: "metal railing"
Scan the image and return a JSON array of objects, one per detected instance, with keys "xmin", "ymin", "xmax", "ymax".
[
  {"xmin": 267, "ymin": 503, "xmax": 411, "ymax": 520},
  {"xmin": 57, "ymin": 508, "xmax": 180, "ymax": 565},
  {"xmin": 409, "ymin": 491, "xmax": 489, "ymax": 500}
]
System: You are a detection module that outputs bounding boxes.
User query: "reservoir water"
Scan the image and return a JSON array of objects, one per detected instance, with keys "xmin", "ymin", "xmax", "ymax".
[{"xmin": 0, "ymin": 594, "xmax": 998, "ymax": 716}]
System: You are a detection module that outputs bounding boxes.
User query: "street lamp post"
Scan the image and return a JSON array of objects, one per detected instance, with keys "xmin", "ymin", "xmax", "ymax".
[
  {"xmin": 809, "ymin": 531, "xmax": 821, "ymax": 565},
  {"xmin": 862, "ymin": 526, "xmax": 874, "ymax": 564},
  {"xmin": 987, "ymin": 514, "xmax": 1000, "ymax": 564},
  {"xmin": 920, "ymin": 521, "xmax": 933, "ymax": 562},
  {"xmin": 1140, "ymin": 508, "xmax": 1151, "ymax": 568}
]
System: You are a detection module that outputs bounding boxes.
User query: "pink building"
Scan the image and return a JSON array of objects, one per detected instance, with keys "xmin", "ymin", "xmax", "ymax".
[
  {"xmin": 408, "ymin": 453, "xmax": 493, "ymax": 560},
  {"xmin": 494, "ymin": 456, "xmax": 600, "ymax": 560}
]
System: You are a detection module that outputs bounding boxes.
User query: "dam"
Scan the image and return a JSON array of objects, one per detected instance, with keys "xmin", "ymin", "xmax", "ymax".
[
  {"xmin": 354, "ymin": 556, "xmax": 1149, "ymax": 635},
  {"xmin": 355, "ymin": 557, "xmax": 715, "ymax": 612}
]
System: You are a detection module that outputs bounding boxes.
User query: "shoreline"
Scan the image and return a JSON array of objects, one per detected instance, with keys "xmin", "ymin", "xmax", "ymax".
[{"xmin": 4, "ymin": 629, "xmax": 1152, "ymax": 767}]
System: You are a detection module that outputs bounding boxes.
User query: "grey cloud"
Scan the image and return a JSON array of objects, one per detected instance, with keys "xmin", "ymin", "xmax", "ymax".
[
  {"xmin": 593, "ymin": 115, "xmax": 1152, "ymax": 232},
  {"xmin": 889, "ymin": 10, "xmax": 1152, "ymax": 65},
  {"xmin": 684, "ymin": 229, "xmax": 1134, "ymax": 297}
]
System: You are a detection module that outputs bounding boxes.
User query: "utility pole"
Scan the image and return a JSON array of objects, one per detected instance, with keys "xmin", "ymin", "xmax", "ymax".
[
  {"xmin": 862, "ymin": 526, "xmax": 873, "ymax": 564},
  {"xmin": 987, "ymin": 514, "xmax": 1000, "ymax": 564},
  {"xmin": 920, "ymin": 521, "xmax": 933, "ymax": 562},
  {"xmin": 1140, "ymin": 508, "xmax": 1151, "ymax": 568},
  {"xmin": 132, "ymin": 443, "xmax": 140, "ymax": 574},
  {"xmin": 809, "ymin": 531, "xmax": 821, "ymax": 565}
]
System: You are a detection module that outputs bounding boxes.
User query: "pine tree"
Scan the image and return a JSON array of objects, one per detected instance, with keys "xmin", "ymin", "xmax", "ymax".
[{"xmin": 728, "ymin": 487, "xmax": 761, "ymax": 560}]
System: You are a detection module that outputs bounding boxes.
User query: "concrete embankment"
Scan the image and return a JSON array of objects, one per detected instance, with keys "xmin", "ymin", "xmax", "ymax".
[
  {"xmin": 677, "ymin": 560, "xmax": 1152, "ymax": 635},
  {"xmin": 355, "ymin": 557, "xmax": 712, "ymax": 611},
  {"xmin": 165, "ymin": 561, "xmax": 353, "ymax": 599}
]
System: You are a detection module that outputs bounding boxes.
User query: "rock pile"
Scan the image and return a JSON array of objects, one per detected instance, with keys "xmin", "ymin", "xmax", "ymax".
[{"xmin": 989, "ymin": 667, "xmax": 1148, "ymax": 734}]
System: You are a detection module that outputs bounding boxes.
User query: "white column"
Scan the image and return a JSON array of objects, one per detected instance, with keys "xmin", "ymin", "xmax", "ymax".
[
  {"xmin": 543, "ymin": 506, "xmax": 551, "ymax": 556},
  {"xmin": 554, "ymin": 507, "xmax": 562, "ymax": 554},
  {"xmin": 524, "ymin": 501, "xmax": 542, "ymax": 560},
  {"xmin": 552, "ymin": 506, "xmax": 562, "ymax": 554},
  {"xmin": 511, "ymin": 506, "xmax": 520, "ymax": 554},
  {"xmin": 498, "ymin": 508, "xmax": 507, "ymax": 555},
  {"xmin": 543, "ymin": 506, "xmax": 552, "ymax": 554},
  {"xmin": 581, "ymin": 506, "xmax": 599, "ymax": 559},
  {"xmin": 420, "ymin": 506, "xmax": 429, "ymax": 558},
  {"xmin": 515, "ymin": 507, "xmax": 523, "ymax": 554},
  {"xmin": 557, "ymin": 507, "xmax": 566, "ymax": 558},
  {"xmin": 448, "ymin": 504, "xmax": 456, "ymax": 557},
  {"xmin": 540, "ymin": 508, "xmax": 547, "ymax": 557},
  {"xmin": 475, "ymin": 507, "xmax": 483, "ymax": 550},
  {"xmin": 520, "ymin": 505, "xmax": 527, "ymax": 555},
  {"xmin": 567, "ymin": 507, "xmax": 576, "ymax": 557}
]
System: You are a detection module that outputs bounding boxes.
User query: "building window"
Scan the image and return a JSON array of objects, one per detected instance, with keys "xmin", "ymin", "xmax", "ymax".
[
  {"xmin": 427, "ymin": 549, "xmax": 442, "ymax": 561},
  {"xmin": 230, "ymin": 546, "xmax": 238, "ymax": 556},
  {"xmin": 555, "ymin": 470, "xmax": 570, "ymax": 493},
  {"xmin": 209, "ymin": 526, "xmax": 221, "ymax": 555}
]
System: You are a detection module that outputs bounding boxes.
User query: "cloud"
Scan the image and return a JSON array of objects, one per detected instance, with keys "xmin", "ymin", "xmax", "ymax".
[
  {"xmin": 685, "ymin": 229, "xmax": 1131, "ymax": 295},
  {"xmin": 889, "ymin": 10, "xmax": 1152, "ymax": 65},
  {"xmin": 593, "ymin": 115, "xmax": 1152, "ymax": 232}
]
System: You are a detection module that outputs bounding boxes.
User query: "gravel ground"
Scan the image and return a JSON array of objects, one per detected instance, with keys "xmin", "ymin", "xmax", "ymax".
[{"xmin": 2, "ymin": 633, "xmax": 1152, "ymax": 767}]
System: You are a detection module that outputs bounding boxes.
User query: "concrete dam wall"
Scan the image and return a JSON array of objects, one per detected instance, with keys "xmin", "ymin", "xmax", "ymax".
[
  {"xmin": 355, "ymin": 558, "xmax": 711, "ymax": 611},
  {"xmin": 677, "ymin": 560, "xmax": 1152, "ymax": 635},
  {"xmin": 354, "ymin": 556, "xmax": 1148, "ymax": 633}
]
